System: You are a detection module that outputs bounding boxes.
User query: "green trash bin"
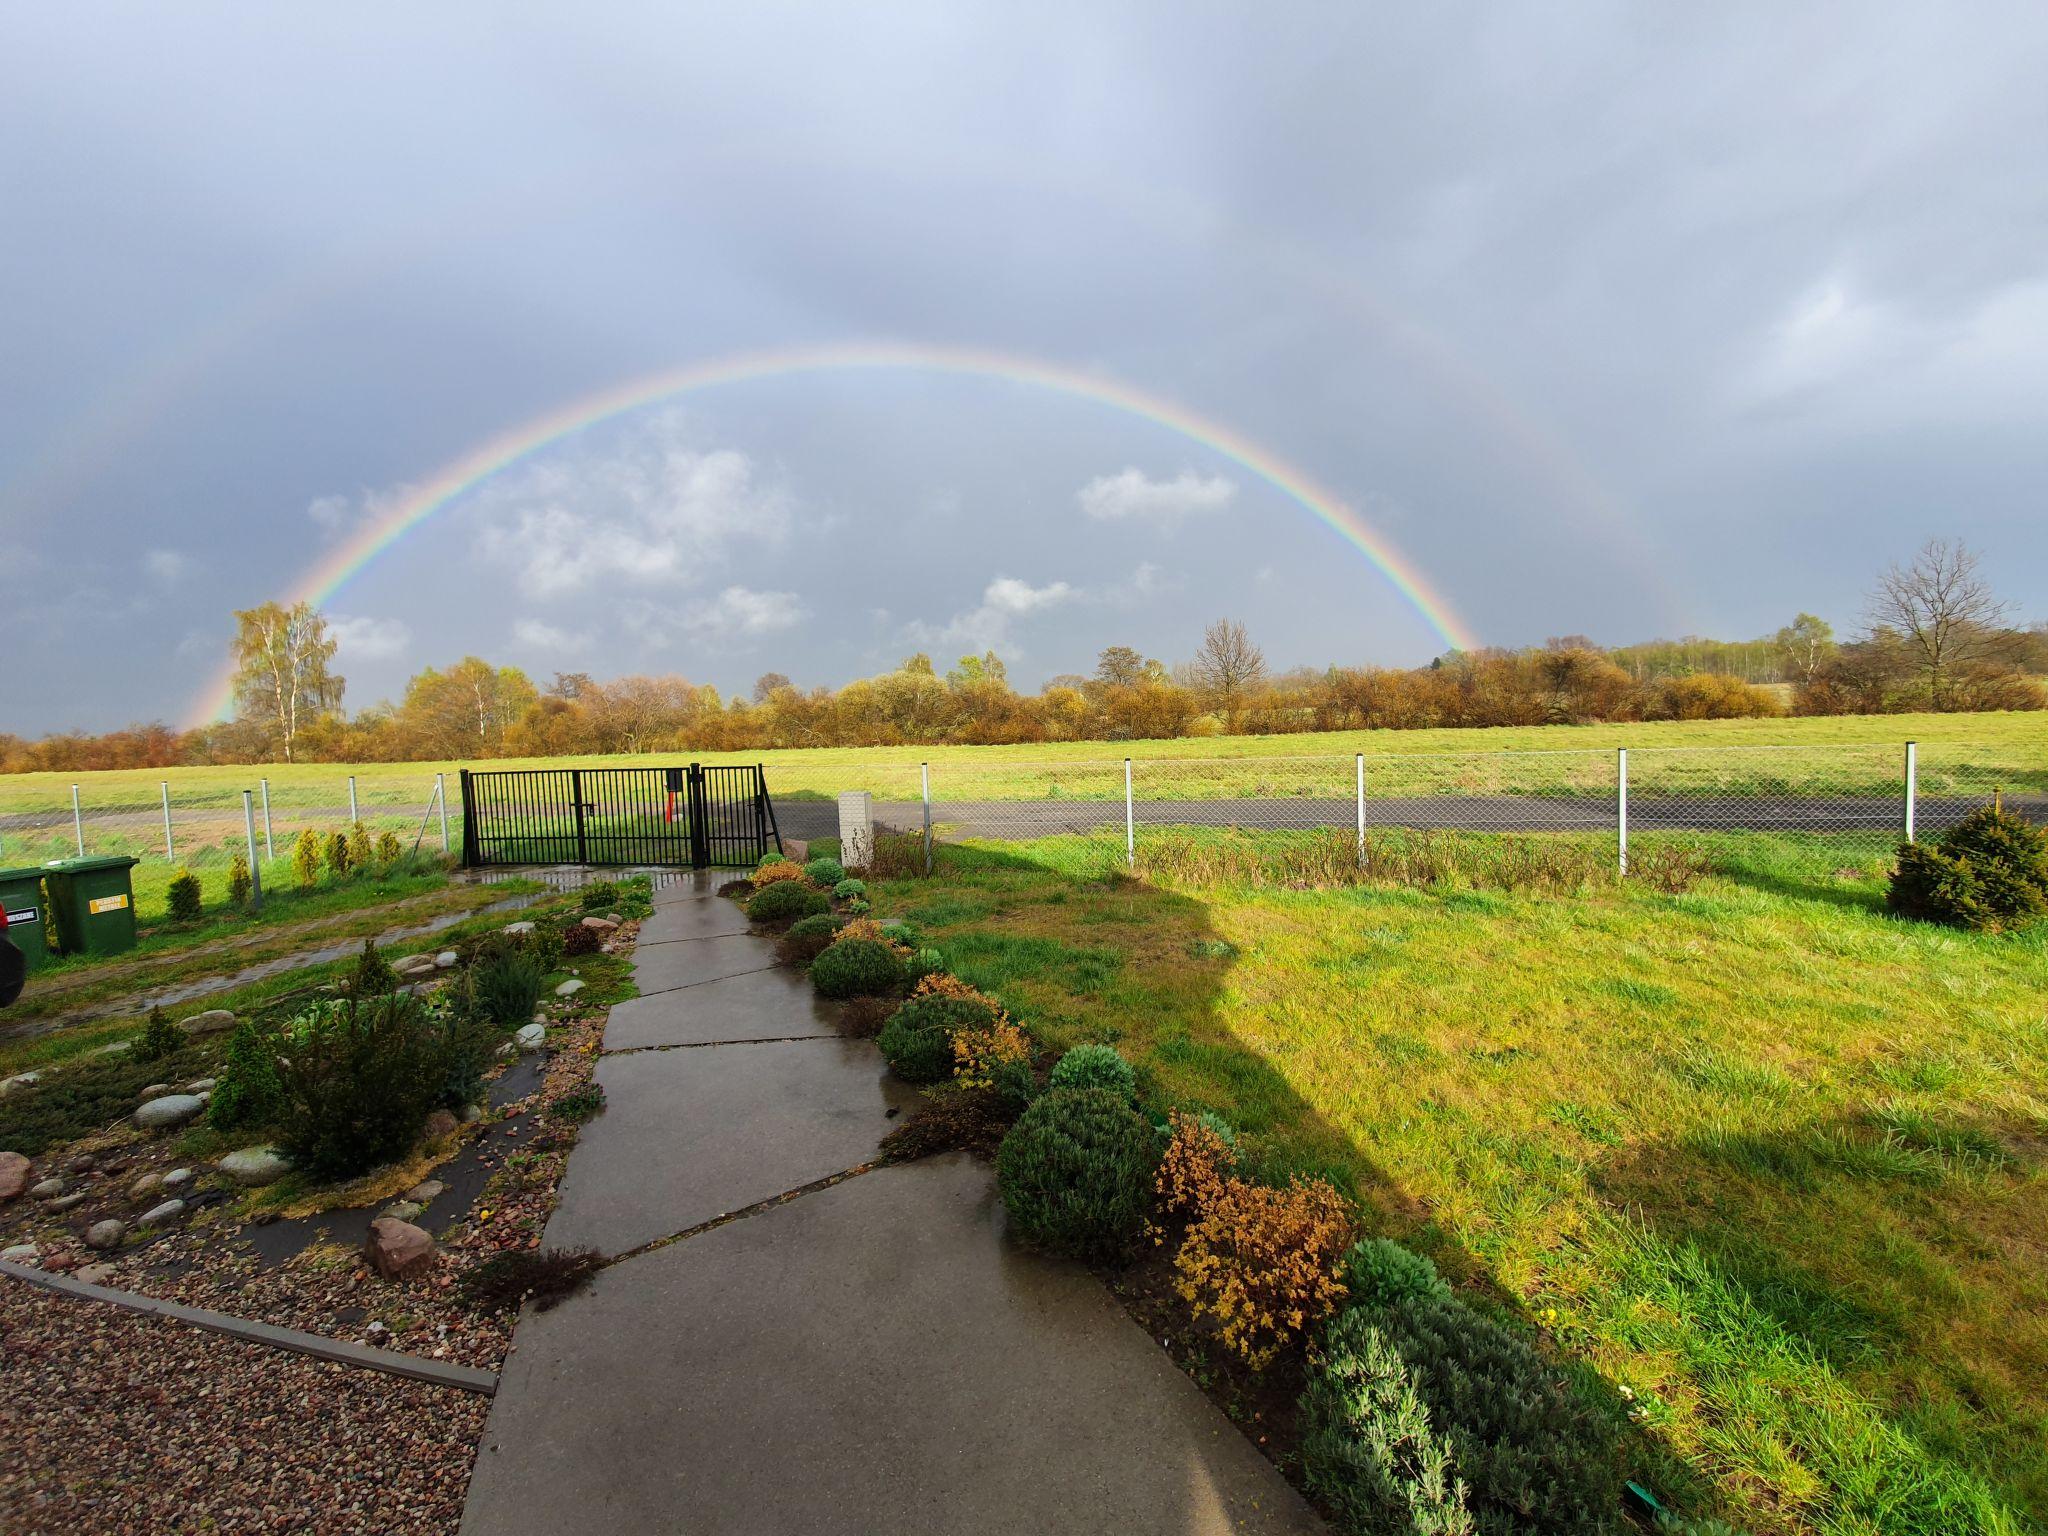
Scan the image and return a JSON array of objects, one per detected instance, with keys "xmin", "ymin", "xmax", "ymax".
[
  {"xmin": 0, "ymin": 866, "xmax": 53, "ymax": 975},
  {"xmin": 42, "ymin": 855, "xmax": 141, "ymax": 958}
]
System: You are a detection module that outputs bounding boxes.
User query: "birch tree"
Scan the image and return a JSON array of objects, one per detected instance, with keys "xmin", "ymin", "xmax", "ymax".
[{"xmin": 229, "ymin": 602, "xmax": 343, "ymax": 762}]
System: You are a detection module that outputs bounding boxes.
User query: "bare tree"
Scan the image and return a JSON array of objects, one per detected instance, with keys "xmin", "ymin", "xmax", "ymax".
[
  {"xmin": 1190, "ymin": 618, "xmax": 1268, "ymax": 727},
  {"xmin": 1866, "ymin": 541, "xmax": 2018, "ymax": 708},
  {"xmin": 751, "ymin": 672, "xmax": 792, "ymax": 703}
]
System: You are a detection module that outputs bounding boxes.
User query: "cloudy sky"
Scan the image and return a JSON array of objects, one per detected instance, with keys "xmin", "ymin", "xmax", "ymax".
[{"xmin": 3, "ymin": 2, "xmax": 2045, "ymax": 732}]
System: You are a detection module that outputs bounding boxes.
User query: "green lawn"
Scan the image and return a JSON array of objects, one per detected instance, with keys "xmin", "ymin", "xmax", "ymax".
[{"xmin": 875, "ymin": 833, "xmax": 2048, "ymax": 1535}]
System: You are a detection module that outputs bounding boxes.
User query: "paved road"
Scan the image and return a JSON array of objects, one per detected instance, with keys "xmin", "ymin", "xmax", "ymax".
[{"xmin": 461, "ymin": 878, "xmax": 1322, "ymax": 1535}]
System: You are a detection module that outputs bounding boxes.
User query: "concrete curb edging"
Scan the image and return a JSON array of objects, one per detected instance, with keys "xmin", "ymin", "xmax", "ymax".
[{"xmin": 0, "ymin": 1260, "xmax": 499, "ymax": 1396}]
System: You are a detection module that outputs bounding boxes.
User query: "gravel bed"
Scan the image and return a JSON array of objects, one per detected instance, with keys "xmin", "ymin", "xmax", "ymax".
[{"xmin": 0, "ymin": 1280, "xmax": 489, "ymax": 1533}]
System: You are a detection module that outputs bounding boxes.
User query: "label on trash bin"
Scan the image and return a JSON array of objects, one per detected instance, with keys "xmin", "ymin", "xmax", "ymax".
[
  {"xmin": 3, "ymin": 907, "xmax": 36, "ymax": 926},
  {"xmin": 88, "ymin": 894, "xmax": 129, "ymax": 915}
]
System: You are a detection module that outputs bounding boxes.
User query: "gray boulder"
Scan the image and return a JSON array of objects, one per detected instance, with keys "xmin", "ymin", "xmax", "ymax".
[
  {"xmin": 135, "ymin": 1095, "xmax": 206, "ymax": 1130},
  {"xmin": 137, "ymin": 1199, "xmax": 186, "ymax": 1228},
  {"xmin": 179, "ymin": 1009, "xmax": 237, "ymax": 1037},
  {"xmin": 218, "ymin": 1146, "xmax": 291, "ymax": 1187},
  {"xmin": 86, "ymin": 1219, "xmax": 125, "ymax": 1249},
  {"xmin": 514, "ymin": 1022, "xmax": 546, "ymax": 1051},
  {"xmin": 554, "ymin": 978, "xmax": 585, "ymax": 998}
]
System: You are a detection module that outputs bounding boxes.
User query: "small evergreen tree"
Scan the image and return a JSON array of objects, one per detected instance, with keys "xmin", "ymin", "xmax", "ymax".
[
  {"xmin": 227, "ymin": 853, "xmax": 253, "ymax": 908},
  {"xmin": 291, "ymin": 828, "xmax": 323, "ymax": 890},
  {"xmin": 165, "ymin": 869, "xmax": 203, "ymax": 923},
  {"xmin": 326, "ymin": 829, "xmax": 351, "ymax": 877},
  {"xmin": 347, "ymin": 820, "xmax": 374, "ymax": 871}
]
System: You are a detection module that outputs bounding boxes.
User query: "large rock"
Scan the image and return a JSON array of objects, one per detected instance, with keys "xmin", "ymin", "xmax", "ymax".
[
  {"xmin": 364, "ymin": 1217, "xmax": 436, "ymax": 1279},
  {"xmin": 380, "ymin": 1200, "xmax": 425, "ymax": 1224},
  {"xmin": 30, "ymin": 1177, "xmax": 64, "ymax": 1200},
  {"xmin": 580, "ymin": 916, "xmax": 619, "ymax": 933},
  {"xmin": 218, "ymin": 1146, "xmax": 291, "ymax": 1187},
  {"xmin": 514, "ymin": 1023, "xmax": 546, "ymax": 1051},
  {"xmin": 75, "ymin": 1263, "xmax": 115, "ymax": 1285},
  {"xmin": 130, "ymin": 1172, "xmax": 164, "ymax": 1200},
  {"xmin": 2, "ymin": 1071, "xmax": 41, "ymax": 1094},
  {"xmin": 434, "ymin": 950, "xmax": 459, "ymax": 969},
  {"xmin": 184, "ymin": 1077, "xmax": 218, "ymax": 1094},
  {"xmin": 2, "ymin": 1242, "xmax": 40, "ymax": 1262},
  {"xmin": 503, "ymin": 921, "xmax": 535, "ymax": 936},
  {"xmin": 137, "ymin": 1199, "xmax": 186, "ymax": 1228},
  {"xmin": 161, "ymin": 1167, "xmax": 194, "ymax": 1190},
  {"xmin": 554, "ymin": 978, "xmax": 585, "ymax": 998},
  {"xmin": 393, "ymin": 953, "xmax": 440, "ymax": 978},
  {"xmin": 179, "ymin": 1009, "xmax": 237, "ymax": 1037},
  {"xmin": 134, "ymin": 1094, "xmax": 206, "ymax": 1130},
  {"xmin": 0, "ymin": 1152, "xmax": 32, "ymax": 1202},
  {"xmin": 86, "ymin": 1219, "xmax": 125, "ymax": 1249},
  {"xmin": 139, "ymin": 1082, "xmax": 171, "ymax": 1100},
  {"xmin": 422, "ymin": 1109, "xmax": 459, "ymax": 1141}
]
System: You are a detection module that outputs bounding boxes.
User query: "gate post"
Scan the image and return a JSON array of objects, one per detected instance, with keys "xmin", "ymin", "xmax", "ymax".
[
  {"xmin": 459, "ymin": 770, "xmax": 477, "ymax": 867},
  {"xmin": 571, "ymin": 769, "xmax": 589, "ymax": 864},
  {"xmin": 687, "ymin": 764, "xmax": 712, "ymax": 868}
]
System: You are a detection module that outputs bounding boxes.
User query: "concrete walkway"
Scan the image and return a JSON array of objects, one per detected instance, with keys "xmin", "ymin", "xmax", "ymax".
[{"xmin": 461, "ymin": 875, "xmax": 1322, "ymax": 1536}]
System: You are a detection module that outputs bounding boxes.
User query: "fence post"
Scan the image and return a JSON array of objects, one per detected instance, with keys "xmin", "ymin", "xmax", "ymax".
[
  {"xmin": 1903, "ymin": 740, "xmax": 1917, "ymax": 842},
  {"xmin": 347, "ymin": 775, "xmax": 358, "ymax": 825},
  {"xmin": 260, "ymin": 778, "xmax": 274, "ymax": 862},
  {"xmin": 1124, "ymin": 758, "xmax": 1135, "ymax": 869},
  {"xmin": 1616, "ymin": 747, "xmax": 1629, "ymax": 876},
  {"xmin": 921, "ymin": 762, "xmax": 933, "ymax": 876},
  {"xmin": 161, "ymin": 782, "xmax": 174, "ymax": 861},
  {"xmin": 242, "ymin": 790, "xmax": 264, "ymax": 911},
  {"xmin": 71, "ymin": 784, "xmax": 84, "ymax": 856},
  {"xmin": 1354, "ymin": 753, "xmax": 1366, "ymax": 867},
  {"xmin": 437, "ymin": 774, "xmax": 451, "ymax": 856}
]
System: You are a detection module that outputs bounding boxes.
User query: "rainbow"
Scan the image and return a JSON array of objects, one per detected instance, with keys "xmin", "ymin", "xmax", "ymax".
[{"xmin": 190, "ymin": 342, "xmax": 1480, "ymax": 726}]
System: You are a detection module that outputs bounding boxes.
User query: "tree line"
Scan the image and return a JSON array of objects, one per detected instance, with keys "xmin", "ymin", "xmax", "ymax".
[{"xmin": 4, "ymin": 540, "xmax": 2039, "ymax": 773}]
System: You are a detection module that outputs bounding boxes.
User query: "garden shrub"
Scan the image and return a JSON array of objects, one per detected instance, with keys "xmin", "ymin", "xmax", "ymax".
[
  {"xmin": 879, "ymin": 1008, "xmax": 959, "ymax": 1083},
  {"xmin": 987, "ymin": 1054, "xmax": 1040, "ymax": 1112},
  {"xmin": 952, "ymin": 1013, "xmax": 1030, "ymax": 1088},
  {"xmin": 291, "ymin": 828, "xmax": 323, "ymax": 889},
  {"xmin": 1301, "ymin": 1307, "xmax": 1475, "ymax": 1536},
  {"xmin": 550, "ymin": 1081, "xmax": 607, "ymax": 1123},
  {"xmin": 228, "ymin": 854, "xmax": 253, "ymax": 908},
  {"xmin": 561, "ymin": 920, "xmax": 603, "ymax": 957},
  {"xmin": 274, "ymin": 992, "xmax": 465, "ymax": 1180},
  {"xmin": 810, "ymin": 936, "xmax": 903, "ymax": 999},
  {"xmin": 1343, "ymin": 1237, "xmax": 1453, "ymax": 1309},
  {"xmin": 326, "ymin": 829, "xmax": 351, "ymax": 877},
  {"xmin": 579, "ymin": 878, "xmax": 619, "ymax": 912},
  {"xmin": 350, "ymin": 938, "xmax": 398, "ymax": 997},
  {"xmin": 838, "ymin": 995, "xmax": 900, "ymax": 1039},
  {"xmin": 752, "ymin": 859, "xmax": 808, "ymax": 888},
  {"xmin": 1348, "ymin": 1296, "xmax": 1626, "ymax": 1536},
  {"xmin": 777, "ymin": 912, "xmax": 843, "ymax": 967},
  {"xmin": 135, "ymin": 1004, "xmax": 186, "ymax": 1063},
  {"xmin": 804, "ymin": 856, "xmax": 847, "ymax": 886},
  {"xmin": 460, "ymin": 1246, "xmax": 603, "ymax": 1314},
  {"xmin": 1048, "ymin": 1043, "xmax": 1137, "ymax": 1101},
  {"xmin": 747, "ymin": 880, "xmax": 831, "ymax": 925},
  {"xmin": 1157, "ymin": 1109, "xmax": 1236, "ymax": 1218},
  {"xmin": 347, "ymin": 821, "xmax": 374, "ymax": 872},
  {"xmin": 833, "ymin": 877, "xmax": 867, "ymax": 901},
  {"xmin": 1174, "ymin": 1173, "xmax": 1352, "ymax": 1367},
  {"xmin": 376, "ymin": 829, "xmax": 402, "ymax": 864},
  {"xmin": 519, "ymin": 920, "xmax": 565, "ymax": 973},
  {"xmin": 471, "ymin": 945, "xmax": 548, "ymax": 1026},
  {"xmin": 166, "ymin": 869, "xmax": 203, "ymax": 923},
  {"xmin": 208, "ymin": 1020, "xmax": 286, "ymax": 1133},
  {"xmin": 0, "ymin": 1051, "xmax": 200, "ymax": 1158},
  {"xmin": 994, "ymin": 1086, "xmax": 1158, "ymax": 1261},
  {"xmin": 844, "ymin": 898, "xmax": 871, "ymax": 917},
  {"xmin": 1887, "ymin": 805, "xmax": 2048, "ymax": 932}
]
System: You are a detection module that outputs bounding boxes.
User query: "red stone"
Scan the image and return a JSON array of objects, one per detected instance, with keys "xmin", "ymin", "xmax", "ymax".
[
  {"xmin": 43, "ymin": 1251, "xmax": 81, "ymax": 1273},
  {"xmin": 0, "ymin": 1151, "xmax": 30, "ymax": 1203},
  {"xmin": 422, "ymin": 1109, "xmax": 459, "ymax": 1141},
  {"xmin": 364, "ymin": 1217, "xmax": 437, "ymax": 1280}
]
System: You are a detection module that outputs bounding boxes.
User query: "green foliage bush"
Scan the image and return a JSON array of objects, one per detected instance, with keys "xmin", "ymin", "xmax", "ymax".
[
  {"xmin": 804, "ymin": 856, "xmax": 847, "ymax": 886},
  {"xmin": 376, "ymin": 829, "xmax": 403, "ymax": 863},
  {"xmin": 833, "ymin": 877, "xmax": 867, "ymax": 900},
  {"xmin": 208, "ymin": 1021, "xmax": 286, "ymax": 1134},
  {"xmin": 810, "ymin": 936, "xmax": 903, "ymax": 999},
  {"xmin": 274, "ymin": 992, "xmax": 469, "ymax": 1180},
  {"xmin": 746, "ymin": 881, "xmax": 831, "ymax": 924},
  {"xmin": 1888, "ymin": 806, "xmax": 2048, "ymax": 932},
  {"xmin": 326, "ymin": 829, "xmax": 351, "ymax": 877},
  {"xmin": 989, "ymin": 1054, "xmax": 1040, "ymax": 1112},
  {"xmin": 1301, "ymin": 1306, "xmax": 1475, "ymax": 1536},
  {"xmin": 350, "ymin": 938, "xmax": 398, "ymax": 997},
  {"xmin": 1316, "ymin": 1296, "xmax": 1624, "ymax": 1536},
  {"xmin": 135, "ymin": 1004, "xmax": 186, "ymax": 1063},
  {"xmin": 876, "ymin": 995, "xmax": 979, "ymax": 1082},
  {"xmin": 166, "ymin": 869, "xmax": 203, "ymax": 923},
  {"xmin": 347, "ymin": 821, "xmax": 374, "ymax": 872},
  {"xmin": 1048, "ymin": 1043, "xmax": 1137, "ymax": 1101},
  {"xmin": 994, "ymin": 1086, "xmax": 1158, "ymax": 1260},
  {"xmin": 579, "ymin": 879, "xmax": 620, "ymax": 912},
  {"xmin": 228, "ymin": 854, "xmax": 253, "ymax": 908},
  {"xmin": 0, "ymin": 1050, "xmax": 197, "ymax": 1158},
  {"xmin": 291, "ymin": 829, "xmax": 323, "ymax": 890},
  {"xmin": 777, "ymin": 912, "xmax": 844, "ymax": 966},
  {"xmin": 471, "ymin": 945, "xmax": 548, "ymax": 1026},
  {"xmin": 1343, "ymin": 1238, "xmax": 1454, "ymax": 1310}
]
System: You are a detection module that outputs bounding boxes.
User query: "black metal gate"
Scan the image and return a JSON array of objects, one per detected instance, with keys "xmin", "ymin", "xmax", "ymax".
[{"xmin": 459, "ymin": 764, "xmax": 781, "ymax": 869}]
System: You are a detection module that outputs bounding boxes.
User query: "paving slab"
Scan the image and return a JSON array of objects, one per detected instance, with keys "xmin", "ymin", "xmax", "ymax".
[
  {"xmin": 604, "ymin": 967, "xmax": 840, "ymax": 1050},
  {"xmin": 464, "ymin": 1155, "xmax": 1322, "ymax": 1536},
  {"xmin": 630, "ymin": 932, "xmax": 778, "ymax": 994},
  {"xmin": 542, "ymin": 1040, "xmax": 916, "ymax": 1256},
  {"xmin": 649, "ymin": 871, "xmax": 721, "ymax": 905},
  {"xmin": 636, "ymin": 897, "xmax": 754, "ymax": 945}
]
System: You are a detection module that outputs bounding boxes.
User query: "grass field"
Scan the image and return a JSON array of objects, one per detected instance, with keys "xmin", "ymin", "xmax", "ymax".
[{"xmin": 872, "ymin": 831, "xmax": 2048, "ymax": 1535}]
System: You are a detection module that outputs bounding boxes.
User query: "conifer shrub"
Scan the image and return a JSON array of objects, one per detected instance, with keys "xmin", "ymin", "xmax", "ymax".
[
  {"xmin": 326, "ymin": 829, "xmax": 351, "ymax": 877},
  {"xmin": 227, "ymin": 854, "xmax": 253, "ymax": 908},
  {"xmin": 1048, "ymin": 1043, "xmax": 1137, "ymax": 1101},
  {"xmin": 208, "ymin": 1020, "xmax": 286, "ymax": 1133},
  {"xmin": 833, "ymin": 877, "xmax": 867, "ymax": 901},
  {"xmin": 777, "ymin": 912, "xmax": 843, "ymax": 966},
  {"xmin": 810, "ymin": 935, "xmax": 903, "ymax": 999},
  {"xmin": 994, "ymin": 1086, "xmax": 1158, "ymax": 1261},
  {"xmin": 579, "ymin": 879, "xmax": 620, "ymax": 912},
  {"xmin": 350, "ymin": 938, "xmax": 398, "ymax": 997},
  {"xmin": 291, "ymin": 829, "xmax": 323, "ymax": 889},
  {"xmin": 165, "ymin": 869, "xmax": 203, "ymax": 923},
  {"xmin": 347, "ymin": 821, "xmax": 373, "ymax": 872},
  {"xmin": 471, "ymin": 944, "xmax": 548, "ymax": 1026},
  {"xmin": 1887, "ymin": 806, "xmax": 2048, "ymax": 932},
  {"xmin": 135, "ymin": 1004, "xmax": 186, "ymax": 1063},
  {"xmin": 804, "ymin": 856, "xmax": 847, "ymax": 886},
  {"xmin": 747, "ymin": 880, "xmax": 831, "ymax": 925},
  {"xmin": 751, "ymin": 859, "xmax": 808, "ymax": 888},
  {"xmin": 1342, "ymin": 1237, "xmax": 1454, "ymax": 1309},
  {"xmin": 376, "ymin": 829, "xmax": 403, "ymax": 864}
]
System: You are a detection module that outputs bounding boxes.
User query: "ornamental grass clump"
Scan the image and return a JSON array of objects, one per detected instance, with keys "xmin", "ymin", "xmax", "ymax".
[
  {"xmin": 1888, "ymin": 805, "xmax": 2048, "ymax": 932},
  {"xmin": 470, "ymin": 944, "xmax": 548, "ymax": 1026},
  {"xmin": 746, "ymin": 880, "xmax": 831, "ymax": 925},
  {"xmin": 1048, "ymin": 1043, "xmax": 1137, "ymax": 1102},
  {"xmin": 811, "ymin": 935, "xmax": 904, "ymax": 999},
  {"xmin": 1173, "ymin": 1173, "xmax": 1352, "ymax": 1368},
  {"xmin": 995, "ymin": 1086, "xmax": 1158, "ymax": 1261}
]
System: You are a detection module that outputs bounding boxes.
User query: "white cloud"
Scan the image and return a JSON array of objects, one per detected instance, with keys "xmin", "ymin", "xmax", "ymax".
[
  {"xmin": 905, "ymin": 575, "xmax": 1078, "ymax": 654},
  {"xmin": 682, "ymin": 585, "xmax": 807, "ymax": 637},
  {"xmin": 308, "ymin": 484, "xmax": 410, "ymax": 541},
  {"xmin": 473, "ymin": 414, "xmax": 791, "ymax": 597},
  {"xmin": 512, "ymin": 618, "xmax": 590, "ymax": 653},
  {"xmin": 1077, "ymin": 468, "xmax": 1236, "ymax": 526},
  {"xmin": 144, "ymin": 549, "xmax": 195, "ymax": 585},
  {"xmin": 328, "ymin": 614, "xmax": 412, "ymax": 661}
]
